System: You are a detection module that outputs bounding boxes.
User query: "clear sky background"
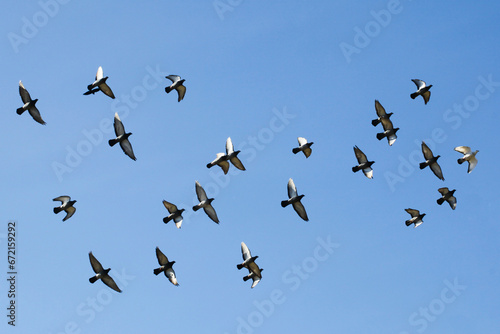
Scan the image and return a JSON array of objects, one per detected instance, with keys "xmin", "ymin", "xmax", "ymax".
[{"xmin": 1, "ymin": 1, "xmax": 500, "ymax": 333}]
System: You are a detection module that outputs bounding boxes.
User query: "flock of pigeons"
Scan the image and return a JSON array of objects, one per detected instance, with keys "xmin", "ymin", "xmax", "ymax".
[
  {"xmin": 18, "ymin": 72, "xmax": 479, "ymax": 292},
  {"xmin": 351, "ymin": 79, "xmax": 479, "ymax": 228}
]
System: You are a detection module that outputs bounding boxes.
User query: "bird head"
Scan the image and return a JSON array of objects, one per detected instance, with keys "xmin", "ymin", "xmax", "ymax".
[
  {"xmin": 421, "ymin": 214, "xmax": 426, "ymax": 218},
  {"xmin": 387, "ymin": 112, "xmax": 394, "ymax": 117},
  {"xmin": 436, "ymin": 155, "xmax": 441, "ymax": 160},
  {"xmin": 33, "ymin": 98, "xmax": 39, "ymax": 104},
  {"xmin": 104, "ymin": 268, "xmax": 111, "ymax": 275},
  {"xmin": 179, "ymin": 208, "xmax": 186, "ymax": 213},
  {"xmin": 394, "ymin": 128, "xmax": 400, "ymax": 134}
]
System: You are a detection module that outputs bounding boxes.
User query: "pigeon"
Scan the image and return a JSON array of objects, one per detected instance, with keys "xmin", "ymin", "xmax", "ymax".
[
  {"xmin": 226, "ymin": 137, "xmax": 246, "ymax": 171},
  {"xmin": 109, "ymin": 113, "xmax": 136, "ymax": 161},
  {"xmin": 17, "ymin": 81, "xmax": 46, "ymax": 125},
  {"xmin": 237, "ymin": 242, "xmax": 261, "ymax": 279},
  {"xmin": 437, "ymin": 187, "xmax": 457, "ymax": 210},
  {"xmin": 84, "ymin": 66, "xmax": 115, "ymax": 99},
  {"xmin": 419, "ymin": 141, "xmax": 444, "ymax": 180},
  {"xmin": 410, "ymin": 79, "xmax": 432, "ymax": 104},
  {"xmin": 281, "ymin": 178, "xmax": 309, "ymax": 221},
  {"xmin": 53, "ymin": 196, "xmax": 77, "ymax": 221},
  {"xmin": 405, "ymin": 209, "xmax": 426, "ymax": 228},
  {"xmin": 243, "ymin": 268, "xmax": 263, "ymax": 289},
  {"xmin": 352, "ymin": 146, "xmax": 375, "ymax": 179},
  {"xmin": 88, "ymin": 252, "xmax": 121, "ymax": 292},
  {"xmin": 153, "ymin": 247, "xmax": 179, "ymax": 286},
  {"xmin": 376, "ymin": 117, "xmax": 399, "ymax": 146},
  {"xmin": 162, "ymin": 200, "xmax": 185, "ymax": 229},
  {"xmin": 292, "ymin": 137, "xmax": 314, "ymax": 158},
  {"xmin": 372, "ymin": 100, "xmax": 393, "ymax": 126},
  {"xmin": 455, "ymin": 146, "xmax": 479, "ymax": 173},
  {"xmin": 206, "ymin": 152, "xmax": 229, "ymax": 175},
  {"xmin": 192, "ymin": 181, "xmax": 219, "ymax": 223},
  {"xmin": 165, "ymin": 75, "xmax": 186, "ymax": 102}
]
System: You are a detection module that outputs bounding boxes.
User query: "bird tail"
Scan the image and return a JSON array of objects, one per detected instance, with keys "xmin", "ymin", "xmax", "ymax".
[
  {"xmin": 153, "ymin": 268, "xmax": 162, "ymax": 276},
  {"xmin": 89, "ymin": 276, "xmax": 98, "ymax": 284},
  {"xmin": 405, "ymin": 220, "xmax": 412, "ymax": 226},
  {"xmin": 108, "ymin": 139, "xmax": 118, "ymax": 147},
  {"xmin": 206, "ymin": 163, "xmax": 213, "ymax": 169},
  {"xmin": 437, "ymin": 198, "xmax": 445, "ymax": 205},
  {"xmin": 371, "ymin": 119, "xmax": 380, "ymax": 126},
  {"xmin": 165, "ymin": 86, "xmax": 172, "ymax": 94},
  {"xmin": 419, "ymin": 162, "xmax": 427, "ymax": 169},
  {"xmin": 192, "ymin": 205, "xmax": 200, "ymax": 212},
  {"xmin": 237, "ymin": 264, "xmax": 244, "ymax": 270},
  {"xmin": 163, "ymin": 217, "xmax": 171, "ymax": 224},
  {"xmin": 87, "ymin": 84, "xmax": 94, "ymax": 91},
  {"xmin": 410, "ymin": 92, "xmax": 418, "ymax": 99},
  {"xmin": 53, "ymin": 207, "xmax": 62, "ymax": 214},
  {"xmin": 243, "ymin": 276, "xmax": 250, "ymax": 282},
  {"xmin": 457, "ymin": 158, "xmax": 464, "ymax": 164},
  {"xmin": 16, "ymin": 107, "xmax": 26, "ymax": 115},
  {"xmin": 376, "ymin": 133, "xmax": 385, "ymax": 140},
  {"xmin": 292, "ymin": 148, "xmax": 300, "ymax": 154},
  {"xmin": 281, "ymin": 200, "xmax": 289, "ymax": 208},
  {"xmin": 352, "ymin": 166, "xmax": 360, "ymax": 173}
]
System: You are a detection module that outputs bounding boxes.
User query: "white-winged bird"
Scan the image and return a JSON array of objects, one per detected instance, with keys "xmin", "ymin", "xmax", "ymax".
[
  {"xmin": 437, "ymin": 188, "xmax": 457, "ymax": 210},
  {"xmin": 405, "ymin": 209, "xmax": 426, "ymax": 228},
  {"xmin": 153, "ymin": 247, "xmax": 179, "ymax": 286},
  {"xmin": 376, "ymin": 117, "xmax": 399, "ymax": 146},
  {"xmin": 88, "ymin": 252, "xmax": 121, "ymax": 292},
  {"xmin": 17, "ymin": 81, "xmax": 46, "ymax": 125},
  {"xmin": 109, "ymin": 113, "xmax": 136, "ymax": 161},
  {"xmin": 243, "ymin": 268, "xmax": 263, "ymax": 289},
  {"xmin": 162, "ymin": 200, "xmax": 185, "ymax": 229},
  {"xmin": 372, "ymin": 100, "xmax": 393, "ymax": 127},
  {"xmin": 237, "ymin": 242, "xmax": 261, "ymax": 279},
  {"xmin": 193, "ymin": 181, "xmax": 219, "ymax": 224},
  {"xmin": 420, "ymin": 141, "xmax": 444, "ymax": 180},
  {"xmin": 281, "ymin": 178, "xmax": 309, "ymax": 221},
  {"xmin": 352, "ymin": 146, "xmax": 374, "ymax": 179},
  {"xmin": 53, "ymin": 196, "xmax": 76, "ymax": 221},
  {"xmin": 207, "ymin": 152, "xmax": 229, "ymax": 174},
  {"xmin": 455, "ymin": 146, "xmax": 479, "ymax": 173},
  {"xmin": 292, "ymin": 137, "xmax": 314, "ymax": 158},
  {"xmin": 165, "ymin": 75, "xmax": 186, "ymax": 102},
  {"xmin": 84, "ymin": 66, "xmax": 115, "ymax": 99},
  {"xmin": 410, "ymin": 79, "xmax": 432, "ymax": 104},
  {"xmin": 226, "ymin": 137, "xmax": 246, "ymax": 171}
]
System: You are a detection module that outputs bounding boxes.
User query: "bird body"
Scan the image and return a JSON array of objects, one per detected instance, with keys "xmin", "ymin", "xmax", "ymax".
[
  {"xmin": 88, "ymin": 252, "xmax": 121, "ymax": 292},
  {"xmin": 162, "ymin": 200, "xmax": 185, "ymax": 228},
  {"xmin": 437, "ymin": 188, "xmax": 457, "ymax": 210},
  {"xmin": 193, "ymin": 181, "xmax": 219, "ymax": 223},
  {"xmin": 352, "ymin": 146, "xmax": 374, "ymax": 179},
  {"xmin": 237, "ymin": 242, "xmax": 262, "ymax": 279},
  {"xmin": 109, "ymin": 113, "xmax": 136, "ymax": 160},
  {"xmin": 292, "ymin": 137, "xmax": 314, "ymax": 158},
  {"xmin": 410, "ymin": 79, "xmax": 432, "ymax": 104},
  {"xmin": 154, "ymin": 247, "xmax": 179, "ymax": 286},
  {"xmin": 281, "ymin": 178, "xmax": 309, "ymax": 221},
  {"xmin": 53, "ymin": 196, "xmax": 77, "ymax": 221},
  {"xmin": 243, "ymin": 268, "xmax": 263, "ymax": 288},
  {"xmin": 84, "ymin": 66, "xmax": 115, "ymax": 99},
  {"xmin": 376, "ymin": 117, "xmax": 399, "ymax": 146},
  {"xmin": 455, "ymin": 146, "xmax": 479, "ymax": 173},
  {"xmin": 405, "ymin": 208, "xmax": 426, "ymax": 228},
  {"xmin": 17, "ymin": 81, "xmax": 46, "ymax": 125},
  {"xmin": 165, "ymin": 75, "xmax": 186, "ymax": 102},
  {"xmin": 371, "ymin": 100, "xmax": 393, "ymax": 127},
  {"xmin": 420, "ymin": 141, "xmax": 444, "ymax": 180},
  {"xmin": 207, "ymin": 152, "xmax": 230, "ymax": 174},
  {"xmin": 226, "ymin": 137, "xmax": 246, "ymax": 170}
]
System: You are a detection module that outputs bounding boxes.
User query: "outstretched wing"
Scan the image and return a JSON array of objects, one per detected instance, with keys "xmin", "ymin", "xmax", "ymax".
[
  {"xmin": 101, "ymin": 275, "xmax": 121, "ymax": 293},
  {"xmin": 89, "ymin": 252, "xmax": 104, "ymax": 273},
  {"xmin": 162, "ymin": 200, "xmax": 178, "ymax": 214},
  {"xmin": 287, "ymin": 178, "xmax": 297, "ymax": 198},
  {"xmin": 120, "ymin": 139, "xmax": 137, "ymax": 161},
  {"xmin": 292, "ymin": 201, "xmax": 309, "ymax": 221},
  {"xmin": 53, "ymin": 196, "xmax": 70, "ymax": 204},
  {"xmin": 113, "ymin": 113, "xmax": 125, "ymax": 136},
  {"xmin": 374, "ymin": 100, "xmax": 387, "ymax": 117},
  {"xmin": 454, "ymin": 146, "xmax": 471, "ymax": 155},
  {"xmin": 241, "ymin": 242, "xmax": 252, "ymax": 261},
  {"xmin": 96, "ymin": 66, "xmax": 104, "ymax": 81},
  {"xmin": 155, "ymin": 247, "xmax": 169, "ymax": 266},
  {"xmin": 411, "ymin": 79, "xmax": 426, "ymax": 90},
  {"xmin": 421, "ymin": 142, "xmax": 434, "ymax": 160},
  {"xmin": 405, "ymin": 208, "xmax": 420, "ymax": 218},
  {"xmin": 380, "ymin": 117, "xmax": 394, "ymax": 131},
  {"xmin": 297, "ymin": 137, "xmax": 307, "ymax": 146},
  {"xmin": 354, "ymin": 146, "xmax": 368, "ymax": 164},
  {"xmin": 175, "ymin": 85, "xmax": 186, "ymax": 102},
  {"xmin": 19, "ymin": 81, "xmax": 32, "ymax": 103},
  {"xmin": 195, "ymin": 181, "xmax": 208, "ymax": 202},
  {"xmin": 226, "ymin": 137, "xmax": 235, "ymax": 155}
]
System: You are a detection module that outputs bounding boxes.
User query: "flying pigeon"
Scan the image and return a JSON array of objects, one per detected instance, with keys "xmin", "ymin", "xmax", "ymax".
[
  {"xmin": 281, "ymin": 178, "xmax": 309, "ymax": 221},
  {"xmin": 437, "ymin": 187, "xmax": 457, "ymax": 210},
  {"xmin": 419, "ymin": 141, "xmax": 444, "ymax": 180},
  {"xmin": 352, "ymin": 146, "xmax": 374, "ymax": 179},
  {"xmin": 410, "ymin": 79, "xmax": 432, "ymax": 104},
  {"xmin": 455, "ymin": 146, "xmax": 479, "ymax": 173},
  {"xmin": 372, "ymin": 100, "xmax": 393, "ymax": 126},
  {"xmin": 192, "ymin": 181, "xmax": 219, "ymax": 223},
  {"xmin": 405, "ymin": 208, "xmax": 426, "ymax": 228},
  {"xmin": 243, "ymin": 268, "xmax": 263, "ymax": 289},
  {"xmin": 84, "ymin": 66, "xmax": 115, "ymax": 99},
  {"xmin": 88, "ymin": 252, "xmax": 121, "ymax": 292},
  {"xmin": 237, "ymin": 242, "xmax": 261, "ymax": 279},
  {"xmin": 109, "ymin": 113, "xmax": 136, "ymax": 161},
  {"xmin": 206, "ymin": 152, "xmax": 229, "ymax": 175},
  {"xmin": 226, "ymin": 137, "xmax": 246, "ymax": 171},
  {"xmin": 376, "ymin": 117, "xmax": 399, "ymax": 146},
  {"xmin": 162, "ymin": 200, "xmax": 185, "ymax": 229},
  {"xmin": 292, "ymin": 137, "xmax": 314, "ymax": 158},
  {"xmin": 17, "ymin": 81, "xmax": 46, "ymax": 125},
  {"xmin": 165, "ymin": 75, "xmax": 186, "ymax": 102},
  {"xmin": 53, "ymin": 196, "xmax": 77, "ymax": 221},
  {"xmin": 153, "ymin": 247, "xmax": 179, "ymax": 286}
]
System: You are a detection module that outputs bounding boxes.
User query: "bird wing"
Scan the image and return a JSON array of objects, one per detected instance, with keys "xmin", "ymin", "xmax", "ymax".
[
  {"xmin": 195, "ymin": 181, "xmax": 208, "ymax": 202},
  {"xmin": 303, "ymin": 147, "xmax": 312, "ymax": 158},
  {"xmin": 468, "ymin": 156, "xmax": 478, "ymax": 173},
  {"xmin": 287, "ymin": 178, "xmax": 297, "ymax": 198},
  {"xmin": 155, "ymin": 247, "xmax": 169, "ymax": 265},
  {"xmin": 241, "ymin": 242, "xmax": 252, "ymax": 261},
  {"xmin": 165, "ymin": 75, "xmax": 180, "ymax": 83},
  {"xmin": 374, "ymin": 100, "xmax": 387, "ymax": 117},
  {"xmin": 175, "ymin": 85, "xmax": 186, "ymax": 102},
  {"xmin": 292, "ymin": 201, "xmax": 309, "ymax": 221},
  {"xmin": 387, "ymin": 134, "xmax": 397, "ymax": 146},
  {"xmin": 363, "ymin": 168, "xmax": 373, "ymax": 179},
  {"xmin": 380, "ymin": 117, "xmax": 394, "ymax": 131},
  {"xmin": 437, "ymin": 187, "xmax": 449, "ymax": 196},
  {"xmin": 174, "ymin": 215, "xmax": 183, "ymax": 228},
  {"xmin": 297, "ymin": 137, "xmax": 307, "ymax": 146},
  {"xmin": 405, "ymin": 208, "xmax": 420, "ymax": 217},
  {"xmin": 218, "ymin": 160, "xmax": 230, "ymax": 174},
  {"xmin": 120, "ymin": 139, "xmax": 137, "ymax": 161},
  {"xmin": 28, "ymin": 105, "xmax": 46, "ymax": 125},
  {"xmin": 411, "ymin": 79, "xmax": 426, "ymax": 90},
  {"xmin": 430, "ymin": 161, "xmax": 445, "ymax": 180},
  {"xmin": 162, "ymin": 200, "xmax": 178, "ymax": 213},
  {"xmin": 113, "ymin": 113, "xmax": 125, "ymax": 136},
  {"xmin": 250, "ymin": 275, "xmax": 261, "ymax": 288},
  {"xmin": 165, "ymin": 268, "xmax": 179, "ymax": 286},
  {"xmin": 454, "ymin": 146, "xmax": 471, "ymax": 155},
  {"xmin": 19, "ymin": 81, "xmax": 31, "ymax": 103},
  {"xmin": 53, "ymin": 196, "xmax": 70, "ymax": 204},
  {"xmin": 101, "ymin": 275, "xmax": 122, "ymax": 292},
  {"xmin": 229, "ymin": 156, "xmax": 246, "ymax": 170},
  {"xmin": 447, "ymin": 196, "xmax": 457, "ymax": 210},
  {"xmin": 248, "ymin": 262, "xmax": 262, "ymax": 279},
  {"xmin": 95, "ymin": 66, "xmax": 103, "ymax": 81},
  {"xmin": 226, "ymin": 137, "xmax": 235, "ymax": 155},
  {"xmin": 89, "ymin": 252, "xmax": 104, "ymax": 273},
  {"xmin": 63, "ymin": 206, "xmax": 76, "ymax": 221},
  {"xmin": 421, "ymin": 142, "xmax": 434, "ymax": 160},
  {"xmin": 99, "ymin": 82, "xmax": 115, "ymax": 99},
  {"xmin": 422, "ymin": 91, "xmax": 431, "ymax": 104},
  {"xmin": 354, "ymin": 146, "xmax": 368, "ymax": 164},
  {"xmin": 203, "ymin": 204, "xmax": 219, "ymax": 223}
]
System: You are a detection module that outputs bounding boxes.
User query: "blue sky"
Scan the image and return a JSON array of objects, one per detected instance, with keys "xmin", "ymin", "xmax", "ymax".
[{"xmin": 1, "ymin": 1, "xmax": 500, "ymax": 333}]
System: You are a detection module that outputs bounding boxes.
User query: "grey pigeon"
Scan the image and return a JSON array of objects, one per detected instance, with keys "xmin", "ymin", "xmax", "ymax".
[
  {"xmin": 376, "ymin": 117, "xmax": 399, "ymax": 146},
  {"xmin": 352, "ymin": 146, "xmax": 374, "ymax": 179},
  {"xmin": 207, "ymin": 152, "xmax": 229, "ymax": 175},
  {"xmin": 226, "ymin": 137, "xmax": 246, "ymax": 171},
  {"xmin": 455, "ymin": 146, "xmax": 479, "ymax": 173},
  {"xmin": 88, "ymin": 252, "xmax": 121, "ymax": 292},
  {"xmin": 153, "ymin": 247, "xmax": 179, "ymax": 286},
  {"xmin": 84, "ymin": 66, "xmax": 115, "ymax": 99},
  {"xmin": 372, "ymin": 100, "xmax": 393, "ymax": 126},
  {"xmin": 165, "ymin": 75, "xmax": 186, "ymax": 102},
  {"xmin": 162, "ymin": 200, "xmax": 185, "ymax": 229},
  {"xmin": 437, "ymin": 187, "xmax": 457, "ymax": 210},
  {"xmin": 243, "ymin": 268, "xmax": 263, "ymax": 289},
  {"xmin": 419, "ymin": 141, "xmax": 444, "ymax": 180},
  {"xmin": 17, "ymin": 81, "xmax": 46, "ymax": 125},
  {"xmin": 281, "ymin": 178, "xmax": 309, "ymax": 221},
  {"xmin": 405, "ymin": 208, "xmax": 426, "ymax": 228},
  {"xmin": 53, "ymin": 196, "xmax": 76, "ymax": 221},
  {"xmin": 410, "ymin": 79, "xmax": 432, "ymax": 104},
  {"xmin": 109, "ymin": 113, "xmax": 136, "ymax": 161},
  {"xmin": 192, "ymin": 181, "xmax": 219, "ymax": 223},
  {"xmin": 237, "ymin": 242, "xmax": 261, "ymax": 279},
  {"xmin": 292, "ymin": 137, "xmax": 314, "ymax": 158}
]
